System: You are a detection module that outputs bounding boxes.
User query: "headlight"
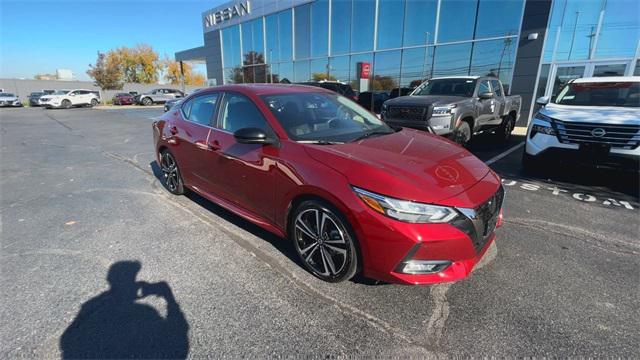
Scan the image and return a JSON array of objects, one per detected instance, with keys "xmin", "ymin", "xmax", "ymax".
[
  {"xmin": 353, "ymin": 187, "xmax": 458, "ymax": 223},
  {"xmin": 530, "ymin": 112, "xmax": 555, "ymax": 137},
  {"xmin": 432, "ymin": 107, "xmax": 451, "ymax": 115}
]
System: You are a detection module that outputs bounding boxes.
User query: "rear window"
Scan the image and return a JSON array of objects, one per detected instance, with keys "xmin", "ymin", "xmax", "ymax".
[{"xmin": 555, "ymin": 82, "xmax": 640, "ymax": 107}]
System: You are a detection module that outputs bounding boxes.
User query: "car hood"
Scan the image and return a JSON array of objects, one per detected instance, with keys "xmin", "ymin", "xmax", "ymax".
[
  {"xmin": 384, "ymin": 95, "xmax": 468, "ymax": 107},
  {"xmin": 0, "ymin": 96, "xmax": 19, "ymax": 101},
  {"xmin": 542, "ymin": 103, "xmax": 640, "ymax": 125},
  {"xmin": 303, "ymin": 129, "xmax": 491, "ymax": 204}
]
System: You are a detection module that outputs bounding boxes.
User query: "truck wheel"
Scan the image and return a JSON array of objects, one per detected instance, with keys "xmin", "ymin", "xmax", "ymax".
[
  {"xmin": 142, "ymin": 97, "xmax": 152, "ymax": 106},
  {"xmin": 453, "ymin": 121, "xmax": 472, "ymax": 146},
  {"xmin": 496, "ymin": 114, "xmax": 515, "ymax": 142}
]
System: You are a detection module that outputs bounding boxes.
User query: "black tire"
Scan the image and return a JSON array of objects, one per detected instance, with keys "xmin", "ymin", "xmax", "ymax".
[
  {"xmin": 90, "ymin": 98, "xmax": 99, "ymax": 107},
  {"xmin": 142, "ymin": 97, "xmax": 153, "ymax": 106},
  {"xmin": 62, "ymin": 99, "xmax": 72, "ymax": 109},
  {"xmin": 159, "ymin": 150, "xmax": 185, "ymax": 195},
  {"xmin": 289, "ymin": 200, "xmax": 359, "ymax": 283},
  {"xmin": 496, "ymin": 114, "xmax": 515, "ymax": 142},
  {"xmin": 453, "ymin": 120, "xmax": 472, "ymax": 146}
]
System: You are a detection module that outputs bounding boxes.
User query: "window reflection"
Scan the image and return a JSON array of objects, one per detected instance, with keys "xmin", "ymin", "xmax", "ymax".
[
  {"xmin": 378, "ymin": 0, "xmax": 405, "ymax": 50},
  {"xmin": 403, "ymin": 0, "xmax": 437, "ymax": 47},
  {"xmin": 595, "ymin": 0, "xmax": 640, "ymax": 59},
  {"xmin": 295, "ymin": 4, "xmax": 311, "ymax": 59},
  {"xmin": 242, "ymin": 19, "xmax": 265, "ymax": 65},
  {"xmin": 373, "ymin": 51, "xmax": 401, "ymax": 91},
  {"xmin": 279, "ymin": 11, "xmax": 293, "ymax": 62},
  {"xmin": 470, "ymin": 38, "xmax": 517, "ymax": 91},
  {"xmin": 311, "ymin": 0, "xmax": 329, "ymax": 57},
  {"xmin": 433, "ymin": 43, "xmax": 472, "ymax": 77},
  {"xmin": 438, "ymin": 0, "xmax": 478, "ymax": 43},
  {"xmin": 351, "ymin": 0, "xmax": 375, "ymax": 53},
  {"xmin": 266, "ymin": 11, "xmax": 292, "ymax": 64},
  {"xmin": 350, "ymin": 53, "xmax": 373, "ymax": 92},
  {"xmin": 294, "ymin": 60, "xmax": 310, "ymax": 82},
  {"xmin": 331, "ymin": 0, "xmax": 351, "ymax": 55},
  {"xmin": 546, "ymin": 0, "xmax": 601, "ymax": 61},
  {"xmin": 329, "ymin": 56, "xmax": 350, "ymax": 83},
  {"xmin": 222, "ymin": 25, "xmax": 241, "ymax": 69},
  {"xmin": 401, "ymin": 47, "xmax": 434, "ymax": 87},
  {"xmin": 310, "ymin": 58, "xmax": 330, "ymax": 81},
  {"xmin": 475, "ymin": 0, "xmax": 523, "ymax": 38},
  {"xmin": 278, "ymin": 62, "xmax": 294, "ymax": 83}
]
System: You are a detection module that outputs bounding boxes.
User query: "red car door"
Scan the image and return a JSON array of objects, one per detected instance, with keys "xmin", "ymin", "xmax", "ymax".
[
  {"xmin": 204, "ymin": 92, "xmax": 278, "ymax": 222},
  {"xmin": 168, "ymin": 93, "xmax": 219, "ymax": 194}
]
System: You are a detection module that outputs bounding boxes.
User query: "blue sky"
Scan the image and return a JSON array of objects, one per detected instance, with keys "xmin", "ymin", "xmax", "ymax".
[{"xmin": 0, "ymin": 0, "xmax": 226, "ymax": 81}]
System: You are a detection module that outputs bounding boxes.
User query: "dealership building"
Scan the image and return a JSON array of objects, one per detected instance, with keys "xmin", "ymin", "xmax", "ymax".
[{"xmin": 177, "ymin": 0, "xmax": 640, "ymax": 124}]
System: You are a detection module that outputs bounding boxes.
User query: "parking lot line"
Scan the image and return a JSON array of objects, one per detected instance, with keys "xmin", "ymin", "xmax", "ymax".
[{"xmin": 485, "ymin": 142, "xmax": 524, "ymax": 165}]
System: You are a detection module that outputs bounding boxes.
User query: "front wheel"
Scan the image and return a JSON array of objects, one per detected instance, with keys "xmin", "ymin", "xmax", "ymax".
[
  {"xmin": 522, "ymin": 150, "xmax": 542, "ymax": 174},
  {"xmin": 61, "ymin": 99, "xmax": 72, "ymax": 109},
  {"xmin": 453, "ymin": 120, "xmax": 472, "ymax": 146},
  {"xmin": 290, "ymin": 201, "xmax": 359, "ymax": 283},
  {"xmin": 160, "ymin": 150, "xmax": 185, "ymax": 195}
]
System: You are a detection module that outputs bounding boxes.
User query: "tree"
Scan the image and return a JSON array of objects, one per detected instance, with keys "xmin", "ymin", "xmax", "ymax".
[
  {"xmin": 163, "ymin": 58, "xmax": 206, "ymax": 86},
  {"xmin": 228, "ymin": 52, "xmax": 270, "ymax": 83},
  {"xmin": 111, "ymin": 44, "xmax": 162, "ymax": 84},
  {"xmin": 311, "ymin": 72, "xmax": 337, "ymax": 81},
  {"xmin": 87, "ymin": 51, "xmax": 123, "ymax": 90},
  {"xmin": 371, "ymin": 75, "xmax": 398, "ymax": 91}
]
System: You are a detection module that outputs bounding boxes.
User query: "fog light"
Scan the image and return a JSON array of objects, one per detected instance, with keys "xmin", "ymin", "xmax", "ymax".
[{"xmin": 401, "ymin": 260, "xmax": 451, "ymax": 274}]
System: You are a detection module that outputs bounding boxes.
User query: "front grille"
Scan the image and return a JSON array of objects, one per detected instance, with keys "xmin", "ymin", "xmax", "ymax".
[
  {"xmin": 452, "ymin": 186, "xmax": 504, "ymax": 254},
  {"xmin": 40, "ymin": 98, "xmax": 50, "ymax": 102},
  {"xmin": 553, "ymin": 119, "xmax": 640, "ymax": 150},
  {"xmin": 386, "ymin": 106, "xmax": 429, "ymax": 122}
]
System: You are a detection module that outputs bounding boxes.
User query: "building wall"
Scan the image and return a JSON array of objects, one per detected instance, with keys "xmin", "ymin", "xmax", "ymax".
[
  {"xmin": 0, "ymin": 79, "xmax": 202, "ymax": 103},
  {"xmin": 510, "ymin": 0, "xmax": 553, "ymax": 126}
]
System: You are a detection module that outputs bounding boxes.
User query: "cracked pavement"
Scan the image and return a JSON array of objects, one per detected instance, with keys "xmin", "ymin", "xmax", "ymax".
[{"xmin": 1, "ymin": 107, "xmax": 638, "ymax": 357}]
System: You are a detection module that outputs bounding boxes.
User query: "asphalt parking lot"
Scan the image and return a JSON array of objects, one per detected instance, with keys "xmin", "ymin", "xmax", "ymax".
[{"xmin": 1, "ymin": 107, "xmax": 638, "ymax": 357}]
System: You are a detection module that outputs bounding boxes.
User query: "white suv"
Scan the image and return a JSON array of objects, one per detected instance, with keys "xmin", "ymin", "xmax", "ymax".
[
  {"xmin": 40, "ymin": 89, "xmax": 100, "ymax": 109},
  {"xmin": 524, "ymin": 76, "xmax": 640, "ymax": 171}
]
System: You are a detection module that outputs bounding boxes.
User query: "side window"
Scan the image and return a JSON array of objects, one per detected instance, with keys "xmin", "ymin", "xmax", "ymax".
[
  {"xmin": 182, "ymin": 94, "xmax": 219, "ymax": 126},
  {"xmin": 491, "ymin": 80, "xmax": 503, "ymax": 97},
  {"xmin": 219, "ymin": 93, "xmax": 271, "ymax": 133},
  {"xmin": 478, "ymin": 81, "xmax": 491, "ymax": 95}
]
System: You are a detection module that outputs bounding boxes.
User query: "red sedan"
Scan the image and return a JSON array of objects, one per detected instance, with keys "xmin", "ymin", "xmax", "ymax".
[
  {"xmin": 153, "ymin": 84, "xmax": 503, "ymax": 285},
  {"xmin": 112, "ymin": 93, "xmax": 134, "ymax": 105}
]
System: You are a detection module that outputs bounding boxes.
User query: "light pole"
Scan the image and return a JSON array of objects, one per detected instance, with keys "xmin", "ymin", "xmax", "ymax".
[
  {"xmin": 422, "ymin": 32, "xmax": 431, "ymax": 82},
  {"xmin": 269, "ymin": 49, "xmax": 274, "ymax": 83}
]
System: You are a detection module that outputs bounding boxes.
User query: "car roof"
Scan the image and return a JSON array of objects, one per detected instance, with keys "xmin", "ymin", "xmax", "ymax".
[
  {"xmin": 198, "ymin": 84, "xmax": 335, "ymax": 96},
  {"xmin": 430, "ymin": 76, "xmax": 485, "ymax": 80},
  {"xmin": 572, "ymin": 76, "xmax": 640, "ymax": 83}
]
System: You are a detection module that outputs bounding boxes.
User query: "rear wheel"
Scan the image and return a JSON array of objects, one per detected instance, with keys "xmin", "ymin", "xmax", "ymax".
[
  {"xmin": 290, "ymin": 200, "xmax": 359, "ymax": 283},
  {"xmin": 496, "ymin": 114, "xmax": 515, "ymax": 142},
  {"xmin": 142, "ymin": 97, "xmax": 153, "ymax": 106},
  {"xmin": 62, "ymin": 99, "xmax": 72, "ymax": 109},
  {"xmin": 90, "ymin": 98, "xmax": 99, "ymax": 107},
  {"xmin": 160, "ymin": 150, "xmax": 185, "ymax": 195},
  {"xmin": 453, "ymin": 120, "xmax": 472, "ymax": 146}
]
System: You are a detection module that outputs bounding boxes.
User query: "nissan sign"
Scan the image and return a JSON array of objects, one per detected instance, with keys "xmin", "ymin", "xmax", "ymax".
[{"xmin": 204, "ymin": 1, "xmax": 251, "ymax": 28}]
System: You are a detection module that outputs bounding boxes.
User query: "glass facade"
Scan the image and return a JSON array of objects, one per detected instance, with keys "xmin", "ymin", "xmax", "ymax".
[
  {"xmin": 536, "ymin": 0, "xmax": 640, "ymax": 103},
  {"xmin": 219, "ymin": 0, "xmax": 525, "ymax": 94}
]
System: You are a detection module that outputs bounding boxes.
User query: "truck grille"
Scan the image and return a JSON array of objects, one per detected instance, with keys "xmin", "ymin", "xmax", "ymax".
[
  {"xmin": 387, "ymin": 106, "xmax": 429, "ymax": 122},
  {"xmin": 554, "ymin": 119, "xmax": 640, "ymax": 150}
]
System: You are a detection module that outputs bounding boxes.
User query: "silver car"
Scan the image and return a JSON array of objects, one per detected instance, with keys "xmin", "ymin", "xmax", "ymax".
[{"xmin": 135, "ymin": 88, "xmax": 184, "ymax": 106}]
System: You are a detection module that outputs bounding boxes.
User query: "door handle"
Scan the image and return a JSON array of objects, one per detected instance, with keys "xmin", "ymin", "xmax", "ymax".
[
  {"xmin": 208, "ymin": 140, "xmax": 221, "ymax": 151},
  {"xmin": 170, "ymin": 126, "xmax": 178, "ymax": 135}
]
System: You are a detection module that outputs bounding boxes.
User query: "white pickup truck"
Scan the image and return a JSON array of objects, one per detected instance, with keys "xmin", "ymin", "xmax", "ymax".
[{"xmin": 524, "ymin": 76, "xmax": 640, "ymax": 171}]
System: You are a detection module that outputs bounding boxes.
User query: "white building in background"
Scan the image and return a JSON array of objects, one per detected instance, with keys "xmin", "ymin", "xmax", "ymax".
[{"xmin": 56, "ymin": 69, "xmax": 74, "ymax": 81}]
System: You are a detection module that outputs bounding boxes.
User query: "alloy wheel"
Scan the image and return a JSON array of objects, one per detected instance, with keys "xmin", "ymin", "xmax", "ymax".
[
  {"xmin": 160, "ymin": 151, "xmax": 182, "ymax": 194},
  {"xmin": 294, "ymin": 207, "xmax": 351, "ymax": 279}
]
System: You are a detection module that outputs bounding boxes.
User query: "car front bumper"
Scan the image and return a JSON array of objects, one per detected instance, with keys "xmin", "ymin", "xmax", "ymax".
[
  {"xmin": 525, "ymin": 119, "xmax": 640, "ymax": 170},
  {"xmin": 352, "ymin": 172, "xmax": 504, "ymax": 285}
]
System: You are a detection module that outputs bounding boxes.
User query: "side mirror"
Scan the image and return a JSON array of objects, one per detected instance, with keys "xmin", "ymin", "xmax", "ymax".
[
  {"xmin": 536, "ymin": 96, "xmax": 550, "ymax": 106},
  {"xmin": 234, "ymin": 127, "xmax": 276, "ymax": 145},
  {"xmin": 478, "ymin": 92, "xmax": 494, "ymax": 100}
]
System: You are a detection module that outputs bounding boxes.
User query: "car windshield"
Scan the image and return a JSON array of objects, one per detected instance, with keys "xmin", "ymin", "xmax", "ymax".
[
  {"xmin": 54, "ymin": 90, "xmax": 69, "ymax": 95},
  {"xmin": 30, "ymin": 92, "xmax": 44, "ymax": 96},
  {"xmin": 413, "ymin": 79, "xmax": 476, "ymax": 97},
  {"xmin": 555, "ymin": 81, "xmax": 640, "ymax": 107},
  {"xmin": 262, "ymin": 92, "xmax": 394, "ymax": 143},
  {"xmin": 116, "ymin": 93, "xmax": 129, "ymax": 96},
  {"xmin": 0, "ymin": 93, "xmax": 14, "ymax": 97}
]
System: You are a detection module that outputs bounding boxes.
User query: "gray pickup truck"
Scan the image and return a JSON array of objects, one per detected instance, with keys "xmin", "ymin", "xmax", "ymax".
[{"xmin": 381, "ymin": 76, "xmax": 521, "ymax": 145}]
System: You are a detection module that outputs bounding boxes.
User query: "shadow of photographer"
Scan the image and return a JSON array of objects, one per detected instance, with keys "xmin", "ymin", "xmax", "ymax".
[{"xmin": 60, "ymin": 261, "xmax": 189, "ymax": 359}]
